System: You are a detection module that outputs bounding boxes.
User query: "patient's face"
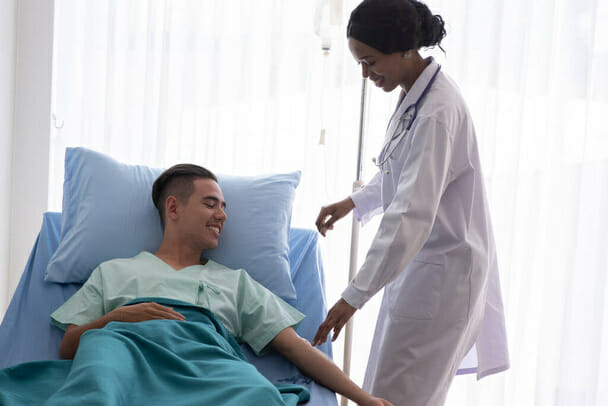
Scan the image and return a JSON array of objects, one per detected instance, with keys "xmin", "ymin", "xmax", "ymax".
[{"xmin": 178, "ymin": 178, "xmax": 227, "ymax": 250}]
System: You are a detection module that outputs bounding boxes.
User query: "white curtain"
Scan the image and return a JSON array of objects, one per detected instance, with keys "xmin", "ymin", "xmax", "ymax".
[
  {"xmin": 429, "ymin": 0, "xmax": 607, "ymax": 404},
  {"xmin": 50, "ymin": 0, "xmax": 364, "ymax": 371},
  {"xmin": 50, "ymin": 0, "xmax": 608, "ymax": 405}
]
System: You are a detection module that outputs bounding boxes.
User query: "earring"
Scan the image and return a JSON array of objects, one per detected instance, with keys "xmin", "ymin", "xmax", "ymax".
[{"xmin": 402, "ymin": 52, "xmax": 410, "ymax": 60}]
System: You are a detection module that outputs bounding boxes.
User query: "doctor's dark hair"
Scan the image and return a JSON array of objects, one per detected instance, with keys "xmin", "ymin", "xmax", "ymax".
[
  {"xmin": 347, "ymin": 0, "xmax": 446, "ymax": 54},
  {"xmin": 152, "ymin": 164, "xmax": 218, "ymax": 227}
]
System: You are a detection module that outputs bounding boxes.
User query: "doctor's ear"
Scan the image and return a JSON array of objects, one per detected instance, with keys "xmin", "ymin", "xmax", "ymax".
[{"xmin": 402, "ymin": 52, "xmax": 411, "ymax": 59}]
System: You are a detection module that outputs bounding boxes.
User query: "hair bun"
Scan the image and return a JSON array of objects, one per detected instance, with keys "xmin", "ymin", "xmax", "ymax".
[
  {"xmin": 411, "ymin": 0, "xmax": 446, "ymax": 48},
  {"xmin": 347, "ymin": 0, "xmax": 446, "ymax": 53}
]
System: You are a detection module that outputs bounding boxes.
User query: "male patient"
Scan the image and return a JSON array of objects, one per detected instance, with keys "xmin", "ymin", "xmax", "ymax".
[{"xmin": 51, "ymin": 164, "xmax": 391, "ymax": 406}]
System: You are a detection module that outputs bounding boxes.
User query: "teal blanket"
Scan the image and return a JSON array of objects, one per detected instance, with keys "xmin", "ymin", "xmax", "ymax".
[{"xmin": 0, "ymin": 298, "xmax": 309, "ymax": 405}]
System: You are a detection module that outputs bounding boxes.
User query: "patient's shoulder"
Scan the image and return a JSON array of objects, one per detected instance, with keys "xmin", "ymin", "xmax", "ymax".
[{"xmin": 202, "ymin": 259, "xmax": 257, "ymax": 289}]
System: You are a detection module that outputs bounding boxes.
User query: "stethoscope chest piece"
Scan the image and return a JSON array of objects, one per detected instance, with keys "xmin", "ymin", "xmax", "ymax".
[
  {"xmin": 371, "ymin": 157, "xmax": 391, "ymax": 174},
  {"xmin": 402, "ymin": 109, "xmax": 415, "ymax": 125}
]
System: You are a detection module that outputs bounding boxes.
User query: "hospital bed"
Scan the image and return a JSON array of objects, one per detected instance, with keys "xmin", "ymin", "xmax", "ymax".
[{"xmin": 0, "ymin": 211, "xmax": 338, "ymax": 405}]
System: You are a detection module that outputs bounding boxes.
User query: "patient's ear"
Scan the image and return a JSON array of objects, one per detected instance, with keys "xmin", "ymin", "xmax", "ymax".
[{"xmin": 166, "ymin": 196, "xmax": 179, "ymax": 221}]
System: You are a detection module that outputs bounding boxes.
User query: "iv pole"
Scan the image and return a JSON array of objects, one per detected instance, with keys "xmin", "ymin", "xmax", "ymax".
[
  {"xmin": 314, "ymin": 3, "xmax": 370, "ymax": 404},
  {"xmin": 340, "ymin": 76, "xmax": 368, "ymax": 406}
]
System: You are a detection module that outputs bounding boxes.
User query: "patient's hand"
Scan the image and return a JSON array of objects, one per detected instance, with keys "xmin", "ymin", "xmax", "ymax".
[
  {"xmin": 365, "ymin": 397, "xmax": 393, "ymax": 406},
  {"xmin": 109, "ymin": 302, "xmax": 186, "ymax": 323},
  {"xmin": 60, "ymin": 302, "xmax": 185, "ymax": 360}
]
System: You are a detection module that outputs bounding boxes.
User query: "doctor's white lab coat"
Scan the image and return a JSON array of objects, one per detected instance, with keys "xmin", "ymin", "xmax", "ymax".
[{"xmin": 344, "ymin": 59, "xmax": 509, "ymax": 406}]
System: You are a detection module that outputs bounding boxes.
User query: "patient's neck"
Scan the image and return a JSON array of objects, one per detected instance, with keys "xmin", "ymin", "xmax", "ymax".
[{"xmin": 155, "ymin": 236, "xmax": 203, "ymax": 271}]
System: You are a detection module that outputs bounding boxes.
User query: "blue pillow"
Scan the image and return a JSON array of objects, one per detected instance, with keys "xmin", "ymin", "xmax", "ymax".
[{"xmin": 45, "ymin": 147, "xmax": 299, "ymax": 301}]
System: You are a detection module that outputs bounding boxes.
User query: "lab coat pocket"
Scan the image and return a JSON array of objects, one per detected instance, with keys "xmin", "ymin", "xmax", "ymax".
[{"xmin": 388, "ymin": 260, "xmax": 444, "ymax": 320}]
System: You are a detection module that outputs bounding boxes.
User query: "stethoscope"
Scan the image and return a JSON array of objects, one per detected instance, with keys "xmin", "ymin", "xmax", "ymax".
[{"xmin": 372, "ymin": 64, "xmax": 442, "ymax": 174}]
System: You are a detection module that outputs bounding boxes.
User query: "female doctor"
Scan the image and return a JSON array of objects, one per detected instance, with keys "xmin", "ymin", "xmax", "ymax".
[{"xmin": 312, "ymin": 0, "xmax": 509, "ymax": 405}]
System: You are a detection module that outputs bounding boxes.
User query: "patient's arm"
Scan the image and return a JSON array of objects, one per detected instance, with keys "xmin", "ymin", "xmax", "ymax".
[
  {"xmin": 269, "ymin": 327, "xmax": 392, "ymax": 406},
  {"xmin": 59, "ymin": 302, "xmax": 185, "ymax": 359}
]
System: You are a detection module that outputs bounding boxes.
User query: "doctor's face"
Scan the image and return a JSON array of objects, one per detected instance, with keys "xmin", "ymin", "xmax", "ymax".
[{"xmin": 348, "ymin": 37, "xmax": 407, "ymax": 93}]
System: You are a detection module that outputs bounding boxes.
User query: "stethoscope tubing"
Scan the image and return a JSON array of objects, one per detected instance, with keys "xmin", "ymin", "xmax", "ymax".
[{"xmin": 375, "ymin": 64, "xmax": 442, "ymax": 171}]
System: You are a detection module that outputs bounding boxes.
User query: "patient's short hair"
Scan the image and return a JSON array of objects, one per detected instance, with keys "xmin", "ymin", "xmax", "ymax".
[{"xmin": 152, "ymin": 164, "xmax": 218, "ymax": 226}]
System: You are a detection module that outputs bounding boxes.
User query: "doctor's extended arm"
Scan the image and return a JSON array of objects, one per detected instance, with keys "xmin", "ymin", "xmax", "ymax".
[
  {"xmin": 314, "ymin": 117, "xmax": 454, "ymax": 345},
  {"xmin": 342, "ymin": 117, "xmax": 453, "ymax": 309}
]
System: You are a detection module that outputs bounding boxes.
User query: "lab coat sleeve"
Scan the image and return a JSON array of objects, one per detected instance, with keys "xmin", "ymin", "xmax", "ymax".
[
  {"xmin": 350, "ymin": 170, "xmax": 383, "ymax": 226},
  {"xmin": 342, "ymin": 117, "xmax": 453, "ymax": 309}
]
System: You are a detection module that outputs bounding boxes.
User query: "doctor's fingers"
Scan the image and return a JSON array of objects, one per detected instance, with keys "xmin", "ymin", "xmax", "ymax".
[
  {"xmin": 316, "ymin": 208, "xmax": 345, "ymax": 236},
  {"xmin": 330, "ymin": 313, "xmax": 351, "ymax": 342},
  {"xmin": 314, "ymin": 314, "xmax": 346, "ymax": 344},
  {"xmin": 315, "ymin": 206, "xmax": 335, "ymax": 230},
  {"xmin": 318, "ymin": 223, "xmax": 335, "ymax": 237},
  {"xmin": 313, "ymin": 302, "xmax": 352, "ymax": 345},
  {"xmin": 312, "ymin": 317, "xmax": 335, "ymax": 346},
  {"xmin": 313, "ymin": 304, "xmax": 337, "ymax": 343}
]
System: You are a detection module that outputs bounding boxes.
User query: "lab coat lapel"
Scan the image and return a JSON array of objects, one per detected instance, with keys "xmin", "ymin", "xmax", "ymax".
[{"xmin": 384, "ymin": 58, "xmax": 441, "ymax": 145}]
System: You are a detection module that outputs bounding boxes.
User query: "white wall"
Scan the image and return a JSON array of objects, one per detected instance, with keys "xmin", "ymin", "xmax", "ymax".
[
  {"xmin": 0, "ymin": 0, "xmax": 17, "ymax": 318},
  {"xmin": 5, "ymin": 0, "xmax": 54, "ymax": 313}
]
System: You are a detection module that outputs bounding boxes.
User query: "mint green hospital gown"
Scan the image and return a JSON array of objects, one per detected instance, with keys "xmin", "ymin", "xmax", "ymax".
[{"xmin": 51, "ymin": 251, "xmax": 305, "ymax": 355}]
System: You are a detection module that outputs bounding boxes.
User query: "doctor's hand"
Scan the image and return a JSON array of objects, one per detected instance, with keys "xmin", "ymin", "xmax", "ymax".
[
  {"xmin": 315, "ymin": 197, "xmax": 355, "ymax": 237},
  {"xmin": 312, "ymin": 298, "xmax": 357, "ymax": 346}
]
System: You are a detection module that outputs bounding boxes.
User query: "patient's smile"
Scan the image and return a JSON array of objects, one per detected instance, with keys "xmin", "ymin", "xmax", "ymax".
[{"xmin": 208, "ymin": 225, "xmax": 221, "ymax": 237}]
